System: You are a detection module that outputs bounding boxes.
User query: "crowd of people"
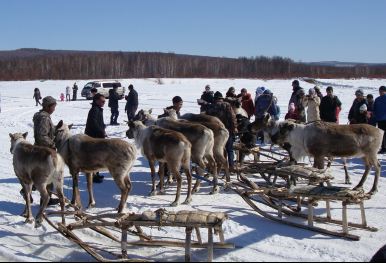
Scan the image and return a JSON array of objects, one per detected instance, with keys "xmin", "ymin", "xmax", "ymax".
[{"xmin": 30, "ymin": 80, "xmax": 386, "ymax": 188}]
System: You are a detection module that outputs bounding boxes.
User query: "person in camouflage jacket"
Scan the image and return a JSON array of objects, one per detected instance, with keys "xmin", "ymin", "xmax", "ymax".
[{"xmin": 32, "ymin": 96, "xmax": 57, "ymax": 149}]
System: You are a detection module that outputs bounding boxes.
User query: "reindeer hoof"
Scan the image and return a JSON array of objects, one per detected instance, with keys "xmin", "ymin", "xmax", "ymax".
[
  {"xmin": 159, "ymin": 189, "xmax": 166, "ymax": 195},
  {"xmin": 25, "ymin": 217, "xmax": 34, "ymax": 224},
  {"xmin": 210, "ymin": 186, "xmax": 220, "ymax": 195},
  {"xmin": 87, "ymin": 203, "xmax": 96, "ymax": 209},
  {"xmin": 183, "ymin": 198, "xmax": 192, "ymax": 205},
  {"xmin": 34, "ymin": 220, "xmax": 42, "ymax": 228},
  {"xmin": 353, "ymin": 186, "xmax": 363, "ymax": 191},
  {"xmin": 149, "ymin": 190, "xmax": 158, "ymax": 196},
  {"xmin": 170, "ymin": 201, "xmax": 179, "ymax": 207},
  {"xmin": 191, "ymin": 186, "xmax": 200, "ymax": 194},
  {"xmin": 345, "ymin": 181, "xmax": 352, "ymax": 185}
]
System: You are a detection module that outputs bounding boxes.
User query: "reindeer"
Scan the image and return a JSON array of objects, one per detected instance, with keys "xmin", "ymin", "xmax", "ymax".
[
  {"xmin": 251, "ymin": 114, "xmax": 383, "ymax": 194},
  {"xmin": 54, "ymin": 121, "xmax": 137, "ymax": 213},
  {"xmin": 133, "ymin": 109, "xmax": 220, "ymax": 194},
  {"xmin": 9, "ymin": 132, "xmax": 65, "ymax": 227},
  {"xmin": 127, "ymin": 121, "xmax": 193, "ymax": 206}
]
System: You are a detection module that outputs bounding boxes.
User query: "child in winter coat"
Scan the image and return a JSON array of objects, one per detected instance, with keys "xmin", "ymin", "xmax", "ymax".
[
  {"xmin": 60, "ymin": 93, "xmax": 65, "ymax": 102},
  {"xmin": 285, "ymin": 103, "xmax": 299, "ymax": 120},
  {"xmin": 284, "ymin": 102, "xmax": 299, "ymax": 120}
]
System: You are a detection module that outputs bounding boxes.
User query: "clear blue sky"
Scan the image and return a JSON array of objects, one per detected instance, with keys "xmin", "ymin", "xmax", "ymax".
[{"xmin": 1, "ymin": 0, "xmax": 385, "ymax": 63}]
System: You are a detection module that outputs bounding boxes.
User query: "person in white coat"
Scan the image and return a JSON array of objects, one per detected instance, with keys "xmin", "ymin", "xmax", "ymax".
[{"xmin": 302, "ymin": 88, "xmax": 321, "ymax": 122}]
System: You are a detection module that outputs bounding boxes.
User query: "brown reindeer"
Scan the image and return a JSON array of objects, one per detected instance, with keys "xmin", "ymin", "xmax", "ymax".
[
  {"xmin": 9, "ymin": 132, "xmax": 65, "ymax": 227},
  {"xmin": 179, "ymin": 113, "xmax": 230, "ymax": 184},
  {"xmin": 54, "ymin": 121, "xmax": 137, "ymax": 213},
  {"xmin": 134, "ymin": 109, "xmax": 220, "ymax": 194},
  {"xmin": 126, "ymin": 121, "xmax": 193, "ymax": 206},
  {"xmin": 251, "ymin": 114, "xmax": 383, "ymax": 194}
]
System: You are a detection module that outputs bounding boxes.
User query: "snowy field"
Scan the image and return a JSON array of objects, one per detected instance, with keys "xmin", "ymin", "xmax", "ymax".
[{"xmin": 0, "ymin": 78, "xmax": 386, "ymax": 262}]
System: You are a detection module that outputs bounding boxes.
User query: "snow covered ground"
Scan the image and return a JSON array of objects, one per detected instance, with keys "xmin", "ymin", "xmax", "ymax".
[{"xmin": 0, "ymin": 78, "xmax": 385, "ymax": 262}]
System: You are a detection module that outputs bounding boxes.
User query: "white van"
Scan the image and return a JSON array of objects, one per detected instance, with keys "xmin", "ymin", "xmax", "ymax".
[{"xmin": 81, "ymin": 81, "xmax": 126, "ymax": 100}]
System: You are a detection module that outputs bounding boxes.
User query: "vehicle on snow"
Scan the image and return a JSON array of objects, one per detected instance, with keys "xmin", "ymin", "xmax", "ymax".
[{"xmin": 81, "ymin": 81, "xmax": 125, "ymax": 100}]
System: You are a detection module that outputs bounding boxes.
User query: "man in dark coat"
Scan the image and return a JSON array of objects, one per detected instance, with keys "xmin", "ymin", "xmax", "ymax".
[
  {"xmin": 125, "ymin": 84, "xmax": 138, "ymax": 121},
  {"xmin": 72, "ymin": 82, "xmax": 78, "ymax": 101},
  {"xmin": 374, "ymin": 86, "xmax": 386, "ymax": 153},
  {"xmin": 199, "ymin": 85, "xmax": 214, "ymax": 112},
  {"xmin": 85, "ymin": 93, "xmax": 107, "ymax": 182},
  {"xmin": 320, "ymin": 86, "xmax": 342, "ymax": 123},
  {"xmin": 108, "ymin": 85, "xmax": 120, "ymax": 125},
  {"xmin": 206, "ymin": 91, "xmax": 238, "ymax": 172},
  {"xmin": 288, "ymin": 80, "xmax": 303, "ymax": 107},
  {"xmin": 348, "ymin": 89, "xmax": 368, "ymax": 124}
]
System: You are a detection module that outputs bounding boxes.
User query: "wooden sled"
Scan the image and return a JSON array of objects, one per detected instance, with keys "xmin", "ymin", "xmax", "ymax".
[
  {"xmin": 44, "ymin": 208, "xmax": 233, "ymax": 262},
  {"xmin": 231, "ymin": 175, "xmax": 377, "ymax": 241}
]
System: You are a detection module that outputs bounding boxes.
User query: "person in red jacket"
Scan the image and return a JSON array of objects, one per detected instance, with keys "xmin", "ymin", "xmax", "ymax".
[{"xmin": 238, "ymin": 88, "xmax": 255, "ymax": 119}]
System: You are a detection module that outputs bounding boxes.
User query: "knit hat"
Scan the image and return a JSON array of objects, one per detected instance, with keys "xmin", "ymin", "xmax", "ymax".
[
  {"xmin": 308, "ymin": 88, "xmax": 315, "ymax": 95},
  {"xmin": 42, "ymin": 96, "xmax": 57, "ymax": 108},
  {"xmin": 355, "ymin": 89, "xmax": 364, "ymax": 96},
  {"xmin": 292, "ymin": 80, "xmax": 300, "ymax": 86},
  {"xmin": 214, "ymin": 91, "xmax": 224, "ymax": 100},
  {"xmin": 359, "ymin": 104, "xmax": 367, "ymax": 113},
  {"xmin": 255, "ymin": 87, "xmax": 266, "ymax": 97}
]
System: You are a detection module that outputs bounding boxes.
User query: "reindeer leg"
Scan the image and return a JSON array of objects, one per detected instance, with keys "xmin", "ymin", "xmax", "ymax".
[
  {"xmin": 21, "ymin": 182, "xmax": 34, "ymax": 223},
  {"xmin": 149, "ymin": 160, "xmax": 158, "ymax": 196},
  {"xmin": 354, "ymin": 158, "xmax": 370, "ymax": 191},
  {"xmin": 35, "ymin": 183, "xmax": 50, "ymax": 228},
  {"xmin": 342, "ymin": 158, "xmax": 351, "ymax": 184},
  {"xmin": 158, "ymin": 162, "xmax": 166, "ymax": 195},
  {"xmin": 117, "ymin": 175, "xmax": 132, "ymax": 213},
  {"xmin": 71, "ymin": 171, "xmax": 82, "ymax": 209},
  {"xmin": 86, "ymin": 172, "xmax": 96, "ymax": 208},
  {"xmin": 56, "ymin": 185, "xmax": 66, "ymax": 225},
  {"xmin": 207, "ymin": 157, "xmax": 220, "ymax": 195},
  {"xmin": 170, "ymin": 169, "xmax": 182, "ymax": 207},
  {"xmin": 368, "ymin": 157, "xmax": 380, "ymax": 195},
  {"xmin": 183, "ymin": 164, "xmax": 193, "ymax": 205}
]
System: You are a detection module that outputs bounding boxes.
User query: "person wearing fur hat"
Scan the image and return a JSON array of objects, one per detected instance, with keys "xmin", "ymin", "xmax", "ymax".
[
  {"xmin": 348, "ymin": 89, "xmax": 368, "ymax": 124},
  {"xmin": 302, "ymin": 88, "xmax": 321, "ymax": 122}
]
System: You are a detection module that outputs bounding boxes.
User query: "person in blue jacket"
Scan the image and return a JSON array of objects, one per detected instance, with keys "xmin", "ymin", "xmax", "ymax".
[
  {"xmin": 374, "ymin": 86, "xmax": 386, "ymax": 153},
  {"xmin": 255, "ymin": 89, "xmax": 279, "ymax": 120}
]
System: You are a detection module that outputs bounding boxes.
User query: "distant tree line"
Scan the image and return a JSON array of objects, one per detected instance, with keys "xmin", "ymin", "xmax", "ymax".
[{"xmin": 0, "ymin": 49, "xmax": 385, "ymax": 80}]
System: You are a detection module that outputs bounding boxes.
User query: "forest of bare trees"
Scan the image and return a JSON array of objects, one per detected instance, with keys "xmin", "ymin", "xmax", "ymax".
[{"xmin": 0, "ymin": 48, "xmax": 385, "ymax": 80}]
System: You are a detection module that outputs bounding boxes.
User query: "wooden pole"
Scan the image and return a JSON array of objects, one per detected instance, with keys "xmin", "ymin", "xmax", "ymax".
[
  {"xmin": 121, "ymin": 228, "xmax": 128, "ymax": 259},
  {"xmin": 360, "ymin": 202, "xmax": 367, "ymax": 227},
  {"xmin": 278, "ymin": 200, "xmax": 283, "ymax": 219},
  {"xmin": 218, "ymin": 228, "xmax": 225, "ymax": 244},
  {"xmin": 342, "ymin": 201, "xmax": 348, "ymax": 234},
  {"xmin": 208, "ymin": 228, "xmax": 214, "ymax": 262},
  {"xmin": 185, "ymin": 227, "xmax": 193, "ymax": 262},
  {"xmin": 326, "ymin": 200, "xmax": 331, "ymax": 220},
  {"xmin": 195, "ymin": 227, "xmax": 202, "ymax": 245},
  {"xmin": 308, "ymin": 201, "xmax": 314, "ymax": 227}
]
